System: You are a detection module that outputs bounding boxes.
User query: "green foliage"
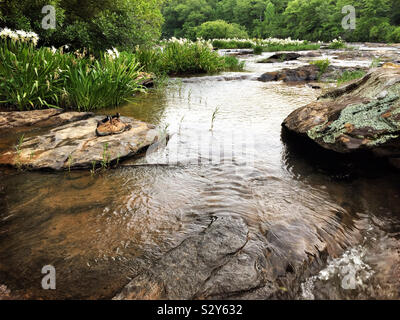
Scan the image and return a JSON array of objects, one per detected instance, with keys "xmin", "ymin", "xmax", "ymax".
[
  {"xmin": 253, "ymin": 44, "xmax": 263, "ymax": 54},
  {"xmin": 327, "ymin": 38, "xmax": 347, "ymax": 49},
  {"xmin": 134, "ymin": 39, "xmax": 244, "ymax": 75},
  {"xmin": 337, "ymin": 70, "xmax": 366, "ymax": 85},
  {"xmin": 161, "ymin": 0, "xmax": 400, "ymax": 43},
  {"xmin": 310, "ymin": 58, "xmax": 330, "ymax": 79},
  {"xmin": 196, "ymin": 20, "xmax": 248, "ymax": 40},
  {"xmin": 0, "ymin": 0, "xmax": 164, "ymax": 51},
  {"xmin": 0, "ymin": 39, "xmax": 68, "ymax": 110},
  {"xmin": 223, "ymin": 56, "xmax": 245, "ymax": 71},
  {"xmin": 62, "ymin": 52, "xmax": 143, "ymax": 111},
  {"xmin": 262, "ymin": 43, "xmax": 320, "ymax": 52},
  {"xmin": 212, "ymin": 39, "xmax": 254, "ymax": 49},
  {"xmin": 0, "ymin": 33, "xmax": 144, "ymax": 111}
]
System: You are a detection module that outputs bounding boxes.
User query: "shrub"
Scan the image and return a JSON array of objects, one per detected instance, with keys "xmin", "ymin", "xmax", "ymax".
[
  {"xmin": 0, "ymin": 30, "xmax": 68, "ymax": 110},
  {"xmin": 389, "ymin": 27, "xmax": 400, "ymax": 43},
  {"xmin": 196, "ymin": 20, "xmax": 248, "ymax": 40},
  {"xmin": 62, "ymin": 52, "xmax": 143, "ymax": 111},
  {"xmin": 253, "ymin": 45, "xmax": 263, "ymax": 55},
  {"xmin": 223, "ymin": 56, "xmax": 245, "ymax": 71},
  {"xmin": 310, "ymin": 59, "xmax": 330, "ymax": 78},
  {"xmin": 0, "ymin": 28, "xmax": 144, "ymax": 111},
  {"xmin": 135, "ymin": 38, "xmax": 244, "ymax": 75},
  {"xmin": 211, "ymin": 37, "xmax": 320, "ymax": 52},
  {"xmin": 212, "ymin": 39, "xmax": 254, "ymax": 49},
  {"xmin": 327, "ymin": 38, "xmax": 347, "ymax": 49}
]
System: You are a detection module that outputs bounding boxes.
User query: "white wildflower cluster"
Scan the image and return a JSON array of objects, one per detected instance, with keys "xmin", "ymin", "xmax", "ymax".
[
  {"xmin": 105, "ymin": 47, "xmax": 120, "ymax": 60},
  {"xmin": 330, "ymin": 37, "xmax": 344, "ymax": 44},
  {"xmin": 210, "ymin": 37, "xmax": 307, "ymax": 46},
  {"xmin": 0, "ymin": 27, "xmax": 39, "ymax": 46},
  {"xmin": 211, "ymin": 38, "xmax": 258, "ymax": 46},
  {"xmin": 261, "ymin": 37, "xmax": 305, "ymax": 46},
  {"xmin": 162, "ymin": 37, "xmax": 213, "ymax": 50}
]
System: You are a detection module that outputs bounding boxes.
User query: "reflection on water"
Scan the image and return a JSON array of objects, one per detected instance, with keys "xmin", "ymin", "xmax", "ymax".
[{"xmin": 0, "ymin": 53, "xmax": 400, "ymax": 299}]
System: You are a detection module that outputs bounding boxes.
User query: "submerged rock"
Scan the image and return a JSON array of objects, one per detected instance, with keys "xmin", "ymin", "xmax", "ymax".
[
  {"xmin": 0, "ymin": 112, "xmax": 160, "ymax": 170},
  {"xmin": 282, "ymin": 68, "xmax": 400, "ymax": 165}
]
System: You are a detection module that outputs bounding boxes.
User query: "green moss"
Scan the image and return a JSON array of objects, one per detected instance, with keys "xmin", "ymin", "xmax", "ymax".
[{"xmin": 307, "ymin": 95, "xmax": 400, "ymax": 145}]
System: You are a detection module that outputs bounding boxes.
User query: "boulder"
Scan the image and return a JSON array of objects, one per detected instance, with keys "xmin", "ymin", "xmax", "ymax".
[
  {"xmin": 257, "ymin": 52, "xmax": 301, "ymax": 63},
  {"xmin": 0, "ymin": 112, "xmax": 160, "ymax": 170},
  {"xmin": 258, "ymin": 65, "xmax": 320, "ymax": 82},
  {"xmin": 114, "ymin": 216, "xmax": 252, "ymax": 300},
  {"xmin": 282, "ymin": 68, "xmax": 400, "ymax": 164},
  {"xmin": 0, "ymin": 109, "xmax": 93, "ymax": 130}
]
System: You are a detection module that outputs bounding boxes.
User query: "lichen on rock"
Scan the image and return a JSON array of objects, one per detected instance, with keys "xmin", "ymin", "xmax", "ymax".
[
  {"xmin": 307, "ymin": 95, "xmax": 400, "ymax": 145},
  {"xmin": 282, "ymin": 68, "xmax": 400, "ymax": 165}
]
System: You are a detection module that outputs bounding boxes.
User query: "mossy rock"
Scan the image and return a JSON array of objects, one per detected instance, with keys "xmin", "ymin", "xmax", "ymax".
[{"xmin": 282, "ymin": 68, "xmax": 400, "ymax": 163}]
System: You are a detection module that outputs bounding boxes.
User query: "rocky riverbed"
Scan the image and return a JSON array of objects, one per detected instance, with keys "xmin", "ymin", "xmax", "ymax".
[{"xmin": 0, "ymin": 43, "xmax": 399, "ymax": 300}]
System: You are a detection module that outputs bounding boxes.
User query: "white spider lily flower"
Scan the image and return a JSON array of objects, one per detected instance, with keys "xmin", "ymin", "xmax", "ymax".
[{"xmin": 113, "ymin": 47, "xmax": 120, "ymax": 58}]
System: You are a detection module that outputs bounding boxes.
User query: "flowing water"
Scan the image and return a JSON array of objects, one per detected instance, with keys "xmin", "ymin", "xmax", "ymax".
[{"xmin": 0, "ymin": 49, "xmax": 399, "ymax": 299}]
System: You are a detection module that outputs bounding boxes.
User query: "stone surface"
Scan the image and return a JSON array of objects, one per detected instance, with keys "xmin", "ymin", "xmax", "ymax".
[
  {"xmin": 0, "ymin": 109, "xmax": 93, "ymax": 130},
  {"xmin": 0, "ymin": 113, "xmax": 160, "ymax": 170},
  {"xmin": 219, "ymin": 49, "xmax": 254, "ymax": 56},
  {"xmin": 282, "ymin": 68, "xmax": 400, "ymax": 161},
  {"xmin": 114, "ymin": 216, "xmax": 268, "ymax": 300},
  {"xmin": 257, "ymin": 52, "xmax": 301, "ymax": 63},
  {"xmin": 258, "ymin": 65, "xmax": 366, "ymax": 83},
  {"xmin": 258, "ymin": 65, "xmax": 320, "ymax": 82}
]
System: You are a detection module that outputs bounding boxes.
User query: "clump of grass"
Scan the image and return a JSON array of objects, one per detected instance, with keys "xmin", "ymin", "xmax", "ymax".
[
  {"xmin": 337, "ymin": 70, "xmax": 366, "ymax": 85},
  {"xmin": 90, "ymin": 160, "xmax": 97, "ymax": 176},
  {"xmin": 327, "ymin": 38, "xmax": 347, "ymax": 49},
  {"xmin": 0, "ymin": 29, "xmax": 144, "ymax": 111},
  {"xmin": 370, "ymin": 57, "xmax": 382, "ymax": 68},
  {"xmin": 210, "ymin": 106, "xmax": 220, "ymax": 131},
  {"xmin": 310, "ymin": 59, "xmax": 330, "ymax": 79},
  {"xmin": 14, "ymin": 134, "xmax": 25, "ymax": 169},
  {"xmin": 135, "ymin": 40, "xmax": 232, "ymax": 75},
  {"xmin": 223, "ymin": 56, "xmax": 245, "ymax": 71},
  {"xmin": 67, "ymin": 154, "xmax": 74, "ymax": 172},
  {"xmin": 62, "ymin": 52, "xmax": 144, "ymax": 111},
  {"xmin": 101, "ymin": 142, "xmax": 110, "ymax": 169},
  {"xmin": 253, "ymin": 45, "xmax": 263, "ymax": 55}
]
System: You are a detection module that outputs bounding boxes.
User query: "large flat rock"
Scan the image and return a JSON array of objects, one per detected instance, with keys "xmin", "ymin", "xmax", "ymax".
[
  {"xmin": 0, "ymin": 112, "xmax": 160, "ymax": 170},
  {"xmin": 282, "ymin": 67, "xmax": 400, "ymax": 164},
  {"xmin": 0, "ymin": 109, "xmax": 93, "ymax": 130}
]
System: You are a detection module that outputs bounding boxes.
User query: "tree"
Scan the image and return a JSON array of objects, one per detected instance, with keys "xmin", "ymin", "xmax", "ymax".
[
  {"xmin": 196, "ymin": 20, "xmax": 248, "ymax": 39},
  {"xmin": 0, "ymin": 0, "xmax": 164, "ymax": 50}
]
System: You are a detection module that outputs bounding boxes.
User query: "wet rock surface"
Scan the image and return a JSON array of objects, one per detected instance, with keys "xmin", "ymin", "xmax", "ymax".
[
  {"xmin": 0, "ymin": 112, "xmax": 160, "ymax": 170},
  {"xmin": 115, "ymin": 206, "xmax": 362, "ymax": 300},
  {"xmin": 219, "ymin": 48, "xmax": 254, "ymax": 56},
  {"xmin": 258, "ymin": 65, "xmax": 320, "ymax": 82},
  {"xmin": 257, "ymin": 52, "xmax": 301, "ymax": 63},
  {"xmin": 282, "ymin": 68, "xmax": 400, "ymax": 166},
  {"xmin": 258, "ymin": 64, "xmax": 366, "ymax": 83}
]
